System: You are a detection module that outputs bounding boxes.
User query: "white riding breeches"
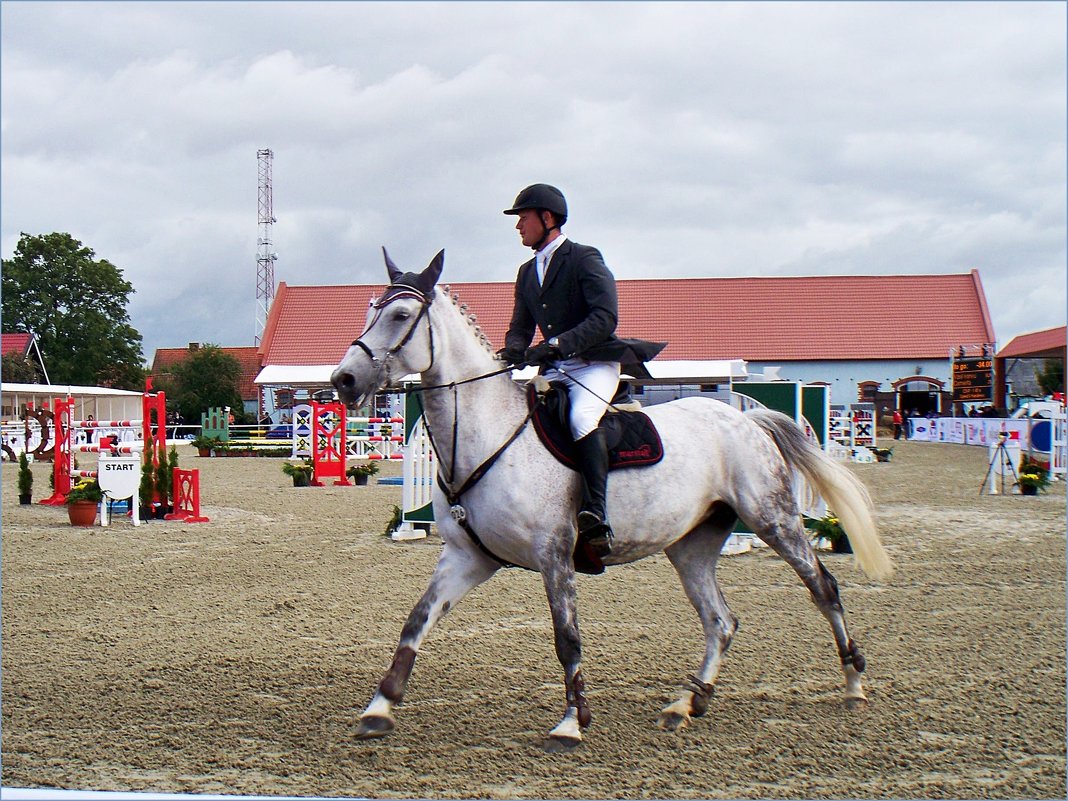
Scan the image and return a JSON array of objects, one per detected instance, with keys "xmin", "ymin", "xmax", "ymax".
[{"xmin": 544, "ymin": 359, "xmax": 622, "ymax": 440}]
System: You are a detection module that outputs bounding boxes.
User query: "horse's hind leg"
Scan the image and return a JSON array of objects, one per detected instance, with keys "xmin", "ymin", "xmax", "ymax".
[
  {"xmin": 756, "ymin": 516, "xmax": 869, "ymax": 706},
  {"xmin": 355, "ymin": 543, "xmax": 498, "ymax": 739},
  {"xmin": 658, "ymin": 507, "xmax": 739, "ymax": 732}
]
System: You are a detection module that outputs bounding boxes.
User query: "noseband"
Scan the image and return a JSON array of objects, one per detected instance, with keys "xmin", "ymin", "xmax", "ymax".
[{"xmin": 350, "ymin": 284, "xmax": 435, "ymax": 381}]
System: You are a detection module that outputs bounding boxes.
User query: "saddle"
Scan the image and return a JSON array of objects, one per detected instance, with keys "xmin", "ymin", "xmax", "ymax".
[
  {"xmin": 527, "ymin": 378, "xmax": 664, "ymax": 472},
  {"xmin": 527, "ymin": 378, "xmax": 663, "ymax": 575}
]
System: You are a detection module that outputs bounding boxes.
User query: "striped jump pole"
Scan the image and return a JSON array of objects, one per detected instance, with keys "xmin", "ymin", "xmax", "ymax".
[{"xmin": 40, "ymin": 386, "xmax": 167, "ymax": 506}]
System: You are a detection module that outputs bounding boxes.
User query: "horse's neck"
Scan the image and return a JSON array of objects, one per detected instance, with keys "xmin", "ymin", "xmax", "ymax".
[{"xmin": 418, "ymin": 298, "xmax": 527, "ymax": 480}]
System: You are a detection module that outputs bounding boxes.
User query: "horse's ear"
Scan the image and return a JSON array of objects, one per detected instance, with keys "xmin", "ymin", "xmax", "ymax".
[
  {"xmin": 383, "ymin": 247, "xmax": 403, "ymax": 284},
  {"xmin": 417, "ymin": 249, "xmax": 444, "ymax": 296}
]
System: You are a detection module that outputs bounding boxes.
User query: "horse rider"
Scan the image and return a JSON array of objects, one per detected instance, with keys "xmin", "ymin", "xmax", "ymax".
[{"xmin": 499, "ymin": 183, "xmax": 664, "ymax": 560}]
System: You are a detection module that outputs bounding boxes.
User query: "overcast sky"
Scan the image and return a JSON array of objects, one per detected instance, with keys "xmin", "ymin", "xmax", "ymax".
[{"xmin": 2, "ymin": 1, "xmax": 1065, "ymax": 363}]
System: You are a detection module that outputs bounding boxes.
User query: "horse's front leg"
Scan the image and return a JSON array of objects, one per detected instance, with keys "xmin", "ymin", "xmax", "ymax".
[
  {"xmin": 356, "ymin": 543, "xmax": 498, "ymax": 739},
  {"xmin": 540, "ymin": 528, "xmax": 591, "ymax": 750}
]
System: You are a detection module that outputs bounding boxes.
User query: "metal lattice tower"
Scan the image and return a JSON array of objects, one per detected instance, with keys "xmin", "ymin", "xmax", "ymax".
[{"xmin": 255, "ymin": 148, "xmax": 277, "ymax": 346}]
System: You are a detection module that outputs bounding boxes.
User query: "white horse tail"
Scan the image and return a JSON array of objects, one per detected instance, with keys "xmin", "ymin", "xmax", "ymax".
[{"xmin": 746, "ymin": 409, "xmax": 893, "ymax": 581}]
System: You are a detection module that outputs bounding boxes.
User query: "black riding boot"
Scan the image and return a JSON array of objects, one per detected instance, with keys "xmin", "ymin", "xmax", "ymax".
[{"xmin": 574, "ymin": 427, "xmax": 613, "ymax": 557}]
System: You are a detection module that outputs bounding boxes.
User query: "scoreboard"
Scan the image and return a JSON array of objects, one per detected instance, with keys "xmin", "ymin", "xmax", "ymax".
[{"xmin": 952, "ymin": 357, "xmax": 993, "ymax": 402}]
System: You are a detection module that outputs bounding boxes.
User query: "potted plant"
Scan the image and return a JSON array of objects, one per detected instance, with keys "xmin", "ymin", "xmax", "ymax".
[
  {"xmin": 17, "ymin": 451, "xmax": 33, "ymax": 504},
  {"xmin": 155, "ymin": 454, "xmax": 172, "ymax": 515},
  {"xmin": 282, "ymin": 459, "xmax": 314, "ymax": 487},
  {"xmin": 139, "ymin": 459, "xmax": 156, "ymax": 519},
  {"xmin": 191, "ymin": 435, "xmax": 220, "ymax": 457},
  {"xmin": 1016, "ymin": 455, "xmax": 1051, "ymax": 496},
  {"xmin": 807, "ymin": 512, "xmax": 851, "ymax": 553},
  {"xmin": 383, "ymin": 504, "xmax": 402, "ymax": 536},
  {"xmin": 869, "ymin": 447, "xmax": 893, "ymax": 462},
  {"xmin": 66, "ymin": 477, "xmax": 103, "ymax": 526},
  {"xmin": 346, "ymin": 461, "xmax": 379, "ymax": 486}
]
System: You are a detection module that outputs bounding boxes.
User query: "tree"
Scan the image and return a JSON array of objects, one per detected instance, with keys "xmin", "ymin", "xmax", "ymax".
[
  {"xmin": 160, "ymin": 345, "xmax": 243, "ymax": 423},
  {"xmin": 1036, "ymin": 358, "xmax": 1064, "ymax": 397},
  {"xmin": 1, "ymin": 352, "xmax": 42, "ymax": 383},
  {"xmin": 1, "ymin": 232, "xmax": 145, "ymax": 389}
]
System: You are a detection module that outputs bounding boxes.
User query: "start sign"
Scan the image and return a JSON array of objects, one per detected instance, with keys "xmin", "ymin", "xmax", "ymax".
[
  {"xmin": 98, "ymin": 455, "xmax": 140, "ymax": 500},
  {"xmin": 953, "ymin": 357, "xmax": 993, "ymax": 402}
]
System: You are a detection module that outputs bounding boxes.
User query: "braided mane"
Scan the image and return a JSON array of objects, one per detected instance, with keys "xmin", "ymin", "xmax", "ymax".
[{"xmin": 440, "ymin": 284, "xmax": 498, "ymax": 356}]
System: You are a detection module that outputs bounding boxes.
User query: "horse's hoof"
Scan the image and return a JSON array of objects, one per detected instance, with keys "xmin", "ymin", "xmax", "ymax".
[
  {"xmin": 354, "ymin": 715, "xmax": 395, "ymax": 739},
  {"xmin": 656, "ymin": 711, "xmax": 690, "ymax": 732},
  {"xmin": 544, "ymin": 734, "xmax": 583, "ymax": 752},
  {"xmin": 844, "ymin": 696, "xmax": 869, "ymax": 711}
]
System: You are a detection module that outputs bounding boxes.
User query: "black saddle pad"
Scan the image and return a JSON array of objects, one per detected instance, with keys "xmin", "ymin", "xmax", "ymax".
[{"xmin": 527, "ymin": 382, "xmax": 664, "ymax": 471}]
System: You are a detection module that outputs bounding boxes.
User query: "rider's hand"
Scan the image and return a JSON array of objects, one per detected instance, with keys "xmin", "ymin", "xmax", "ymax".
[
  {"xmin": 524, "ymin": 341, "xmax": 560, "ymax": 367},
  {"xmin": 496, "ymin": 347, "xmax": 526, "ymax": 366}
]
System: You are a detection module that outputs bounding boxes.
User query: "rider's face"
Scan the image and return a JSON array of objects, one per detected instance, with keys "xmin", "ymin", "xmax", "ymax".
[{"xmin": 515, "ymin": 209, "xmax": 547, "ymax": 248}]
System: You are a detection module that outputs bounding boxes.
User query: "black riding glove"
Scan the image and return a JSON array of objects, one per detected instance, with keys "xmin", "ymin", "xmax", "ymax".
[
  {"xmin": 496, "ymin": 347, "xmax": 526, "ymax": 366},
  {"xmin": 524, "ymin": 341, "xmax": 561, "ymax": 367}
]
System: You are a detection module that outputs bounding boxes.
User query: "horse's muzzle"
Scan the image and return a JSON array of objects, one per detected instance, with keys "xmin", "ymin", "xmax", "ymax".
[{"xmin": 331, "ymin": 367, "xmax": 365, "ymax": 408}]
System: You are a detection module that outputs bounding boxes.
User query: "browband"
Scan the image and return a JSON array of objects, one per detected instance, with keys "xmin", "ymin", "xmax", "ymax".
[{"xmin": 375, "ymin": 281, "xmax": 433, "ymax": 308}]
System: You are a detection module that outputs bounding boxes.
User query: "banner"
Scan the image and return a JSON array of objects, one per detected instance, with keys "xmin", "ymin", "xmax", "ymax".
[{"xmin": 910, "ymin": 417, "xmax": 1037, "ymax": 448}]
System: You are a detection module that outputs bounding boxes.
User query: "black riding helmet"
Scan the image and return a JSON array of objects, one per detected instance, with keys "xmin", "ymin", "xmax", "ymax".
[{"xmin": 503, "ymin": 183, "xmax": 568, "ymax": 226}]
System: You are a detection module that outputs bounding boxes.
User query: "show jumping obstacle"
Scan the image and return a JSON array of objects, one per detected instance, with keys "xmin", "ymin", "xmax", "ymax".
[
  {"xmin": 41, "ymin": 391, "xmax": 167, "ymax": 506},
  {"xmin": 329, "ymin": 250, "xmax": 893, "ymax": 749},
  {"xmin": 298, "ymin": 400, "xmax": 405, "ymax": 486},
  {"xmin": 35, "ymin": 386, "xmax": 208, "ymax": 523},
  {"xmin": 165, "ymin": 469, "xmax": 210, "ymax": 523}
]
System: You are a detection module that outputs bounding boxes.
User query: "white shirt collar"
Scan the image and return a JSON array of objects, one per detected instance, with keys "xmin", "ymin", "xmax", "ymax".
[{"xmin": 537, "ymin": 234, "xmax": 567, "ymax": 264}]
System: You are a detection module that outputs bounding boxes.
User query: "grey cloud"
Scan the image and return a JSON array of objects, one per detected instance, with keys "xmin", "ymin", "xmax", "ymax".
[{"xmin": 2, "ymin": 1, "xmax": 1064, "ymax": 360}]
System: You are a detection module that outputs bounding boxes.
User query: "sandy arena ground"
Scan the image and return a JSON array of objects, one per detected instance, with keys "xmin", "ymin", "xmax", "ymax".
[{"xmin": 1, "ymin": 439, "xmax": 1065, "ymax": 799}]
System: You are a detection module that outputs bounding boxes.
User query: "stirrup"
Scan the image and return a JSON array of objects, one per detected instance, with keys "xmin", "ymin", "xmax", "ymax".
[
  {"xmin": 577, "ymin": 510, "xmax": 605, "ymax": 534},
  {"xmin": 578, "ymin": 514, "xmax": 613, "ymax": 556}
]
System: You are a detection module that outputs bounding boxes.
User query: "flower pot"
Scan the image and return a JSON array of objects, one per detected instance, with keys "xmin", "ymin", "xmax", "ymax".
[
  {"xmin": 19, "ymin": 493, "xmax": 32, "ymax": 505},
  {"xmin": 197, "ymin": 447, "xmax": 211, "ymax": 457},
  {"xmin": 67, "ymin": 500, "xmax": 98, "ymax": 527},
  {"xmin": 292, "ymin": 473, "xmax": 310, "ymax": 487},
  {"xmin": 353, "ymin": 473, "xmax": 369, "ymax": 486},
  {"xmin": 1021, "ymin": 484, "xmax": 1038, "ymax": 496},
  {"xmin": 832, "ymin": 535, "xmax": 853, "ymax": 554}
]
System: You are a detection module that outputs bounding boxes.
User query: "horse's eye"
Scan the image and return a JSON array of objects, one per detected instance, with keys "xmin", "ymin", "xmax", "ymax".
[{"xmin": 392, "ymin": 309, "xmax": 410, "ymax": 322}]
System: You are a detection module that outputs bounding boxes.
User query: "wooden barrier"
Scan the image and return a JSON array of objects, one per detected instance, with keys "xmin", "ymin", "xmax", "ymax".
[
  {"xmin": 311, "ymin": 401, "xmax": 350, "ymax": 486},
  {"xmin": 164, "ymin": 469, "xmax": 209, "ymax": 523}
]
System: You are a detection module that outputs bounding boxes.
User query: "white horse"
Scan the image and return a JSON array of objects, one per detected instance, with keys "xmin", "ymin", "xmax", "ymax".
[{"xmin": 331, "ymin": 250, "xmax": 893, "ymax": 749}]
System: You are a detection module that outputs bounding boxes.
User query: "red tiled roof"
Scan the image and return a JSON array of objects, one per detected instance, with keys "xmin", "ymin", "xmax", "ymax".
[
  {"xmin": 150, "ymin": 345, "xmax": 262, "ymax": 402},
  {"xmin": 260, "ymin": 271, "xmax": 997, "ymax": 366},
  {"xmin": 1, "ymin": 333, "xmax": 32, "ymax": 357},
  {"xmin": 997, "ymin": 325, "xmax": 1067, "ymax": 359}
]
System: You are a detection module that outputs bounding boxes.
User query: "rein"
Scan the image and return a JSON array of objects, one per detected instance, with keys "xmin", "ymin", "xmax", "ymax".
[
  {"xmin": 386, "ymin": 363, "xmax": 518, "ymax": 395},
  {"xmin": 354, "ymin": 284, "xmax": 536, "ymax": 570},
  {"xmin": 414, "ymin": 379, "xmax": 537, "ymax": 572}
]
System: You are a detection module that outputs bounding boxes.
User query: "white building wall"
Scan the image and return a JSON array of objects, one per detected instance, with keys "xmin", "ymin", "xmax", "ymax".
[{"xmin": 746, "ymin": 359, "xmax": 953, "ymax": 406}]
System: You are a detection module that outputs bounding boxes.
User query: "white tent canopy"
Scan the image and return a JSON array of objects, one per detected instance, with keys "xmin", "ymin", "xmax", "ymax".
[
  {"xmin": 1, "ymin": 382, "xmax": 144, "ymax": 423},
  {"xmin": 253, "ymin": 364, "xmax": 343, "ymax": 388},
  {"xmin": 254, "ymin": 359, "xmax": 748, "ymax": 391}
]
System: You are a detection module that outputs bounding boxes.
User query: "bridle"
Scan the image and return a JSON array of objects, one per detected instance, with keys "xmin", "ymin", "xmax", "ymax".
[
  {"xmin": 349, "ymin": 284, "xmax": 436, "ymax": 383},
  {"xmin": 347, "ymin": 280, "xmax": 535, "ymax": 570}
]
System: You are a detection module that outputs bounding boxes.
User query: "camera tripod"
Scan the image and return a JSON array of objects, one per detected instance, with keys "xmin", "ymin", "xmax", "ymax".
[{"xmin": 980, "ymin": 435, "xmax": 1021, "ymax": 495}]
